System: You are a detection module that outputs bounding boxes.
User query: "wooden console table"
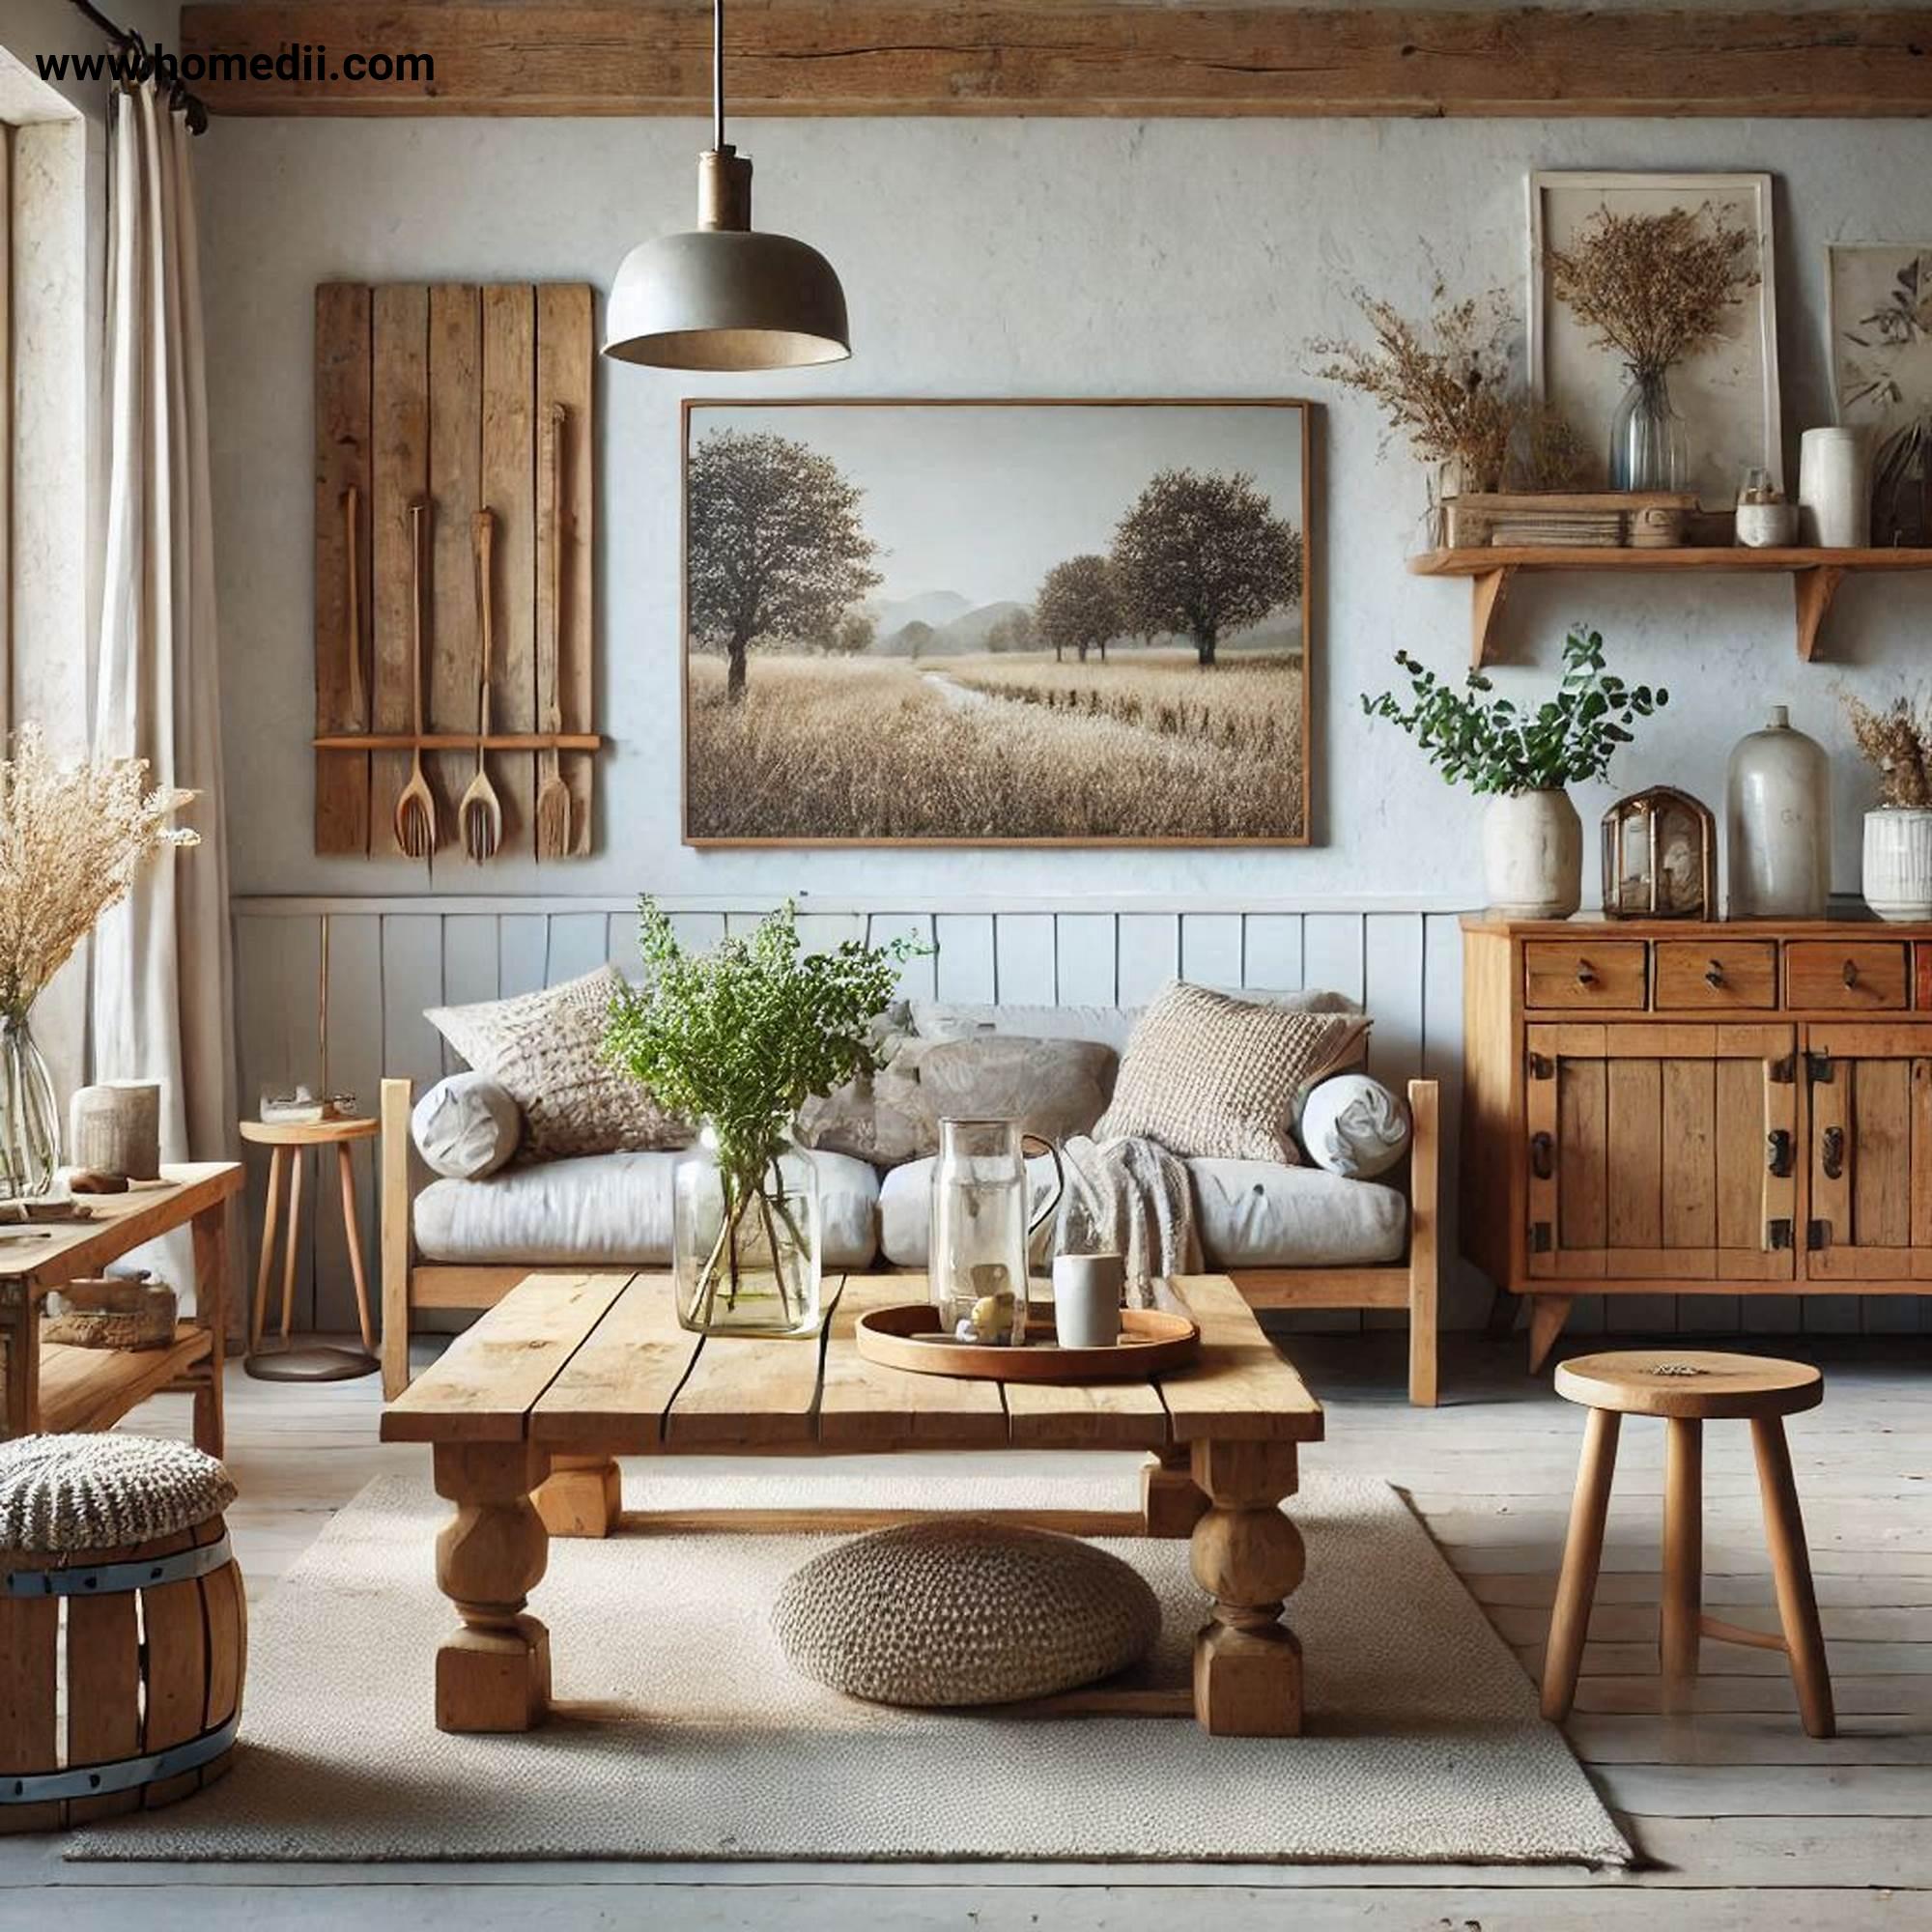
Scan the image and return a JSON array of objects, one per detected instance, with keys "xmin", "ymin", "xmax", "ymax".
[
  {"xmin": 1463, "ymin": 916, "xmax": 1932, "ymax": 1370},
  {"xmin": 0, "ymin": 1163, "xmax": 242, "ymax": 1454}
]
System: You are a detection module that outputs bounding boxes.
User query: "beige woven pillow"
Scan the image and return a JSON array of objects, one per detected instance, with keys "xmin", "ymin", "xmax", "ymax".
[
  {"xmin": 426, "ymin": 965, "xmax": 687, "ymax": 1162},
  {"xmin": 1095, "ymin": 979, "xmax": 1369, "ymax": 1164}
]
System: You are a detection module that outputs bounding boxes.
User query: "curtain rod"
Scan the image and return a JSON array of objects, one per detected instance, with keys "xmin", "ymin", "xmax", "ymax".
[{"xmin": 67, "ymin": 0, "xmax": 210, "ymax": 134}]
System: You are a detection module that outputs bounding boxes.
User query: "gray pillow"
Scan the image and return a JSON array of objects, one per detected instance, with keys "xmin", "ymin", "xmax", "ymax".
[{"xmin": 411, "ymin": 1073, "xmax": 522, "ymax": 1179}]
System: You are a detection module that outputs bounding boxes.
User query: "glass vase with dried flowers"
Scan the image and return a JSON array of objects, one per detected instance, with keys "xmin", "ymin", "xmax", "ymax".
[
  {"xmin": 0, "ymin": 726, "xmax": 197, "ymax": 1196},
  {"xmin": 1843, "ymin": 693, "xmax": 1932, "ymax": 921},
  {"xmin": 1548, "ymin": 203, "xmax": 1761, "ymax": 493}
]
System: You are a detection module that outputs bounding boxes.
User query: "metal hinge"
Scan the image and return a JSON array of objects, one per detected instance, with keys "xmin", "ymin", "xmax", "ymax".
[
  {"xmin": 1807, "ymin": 1218, "xmax": 1832, "ymax": 1251},
  {"xmin": 1766, "ymin": 1217, "xmax": 1794, "ymax": 1251},
  {"xmin": 1529, "ymin": 1221, "xmax": 1552, "ymax": 1253},
  {"xmin": 1767, "ymin": 1053, "xmax": 1797, "ymax": 1085},
  {"xmin": 1806, "ymin": 1050, "xmax": 1835, "ymax": 1085},
  {"xmin": 1527, "ymin": 1052, "xmax": 1554, "ymax": 1081}
]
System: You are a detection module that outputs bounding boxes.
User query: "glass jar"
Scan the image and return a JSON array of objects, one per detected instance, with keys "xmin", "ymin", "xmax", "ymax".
[
  {"xmin": 671, "ymin": 1119, "xmax": 821, "ymax": 1337},
  {"xmin": 927, "ymin": 1119, "xmax": 1064, "ymax": 1346},
  {"xmin": 0, "ymin": 1010, "xmax": 61, "ymax": 1199},
  {"xmin": 1609, "ymin": 366, "xmax": 1689, "ymax": 493}
]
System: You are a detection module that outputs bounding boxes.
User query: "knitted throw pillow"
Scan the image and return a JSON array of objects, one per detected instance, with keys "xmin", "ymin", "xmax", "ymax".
[
  {"xmin": 426, "ymin": 966, "xmax": 687, "ymax": 1163},
  {"xmin": 1095, "ymin": 979, "xmax": 1369, "ymax": 1164}
]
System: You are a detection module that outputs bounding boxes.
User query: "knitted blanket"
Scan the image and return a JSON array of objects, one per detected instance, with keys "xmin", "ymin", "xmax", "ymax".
[{"xmin": 1044, "ymin": 1133, "xmax": 1203, "ymax": 1307}]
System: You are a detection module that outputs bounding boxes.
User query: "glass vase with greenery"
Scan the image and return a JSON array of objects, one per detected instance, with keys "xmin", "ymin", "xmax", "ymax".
[{"xmin": 605, "ymin": 898, "xmax": 926, "ymax": 1336}]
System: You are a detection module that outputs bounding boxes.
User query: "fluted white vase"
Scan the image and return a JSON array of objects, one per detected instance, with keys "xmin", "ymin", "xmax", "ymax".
[
  {"xmin": 1862, "ymin": 809, "xmax": 1932, "ymax": 922},
  {"xmin": 1726, "ymin": 706, "xmax": 1831, "ymax": 919},
  {"xmin": 1482, "ymin": 789, "xmax": 1582, "ymax": 919}
]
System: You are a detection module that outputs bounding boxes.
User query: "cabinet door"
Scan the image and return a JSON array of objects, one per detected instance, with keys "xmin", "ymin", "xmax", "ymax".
[
  {"xmin": 1804, "ymin": 1025, "xmax": 1932, "ymax": 1281},
  {"xmin": 1524, "ymin": 1024, "xmax": 1797, "ymax": 1283}
]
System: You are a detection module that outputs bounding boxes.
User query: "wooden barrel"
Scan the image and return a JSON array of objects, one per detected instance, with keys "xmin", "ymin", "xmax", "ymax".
[{"xmin": 1, "ymin": 1512, "xmax": 246, "ymax": 1832}]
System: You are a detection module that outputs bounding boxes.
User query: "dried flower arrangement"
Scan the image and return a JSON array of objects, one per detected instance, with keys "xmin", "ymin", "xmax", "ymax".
[
  {"xmin": 1842, "ymin": 692, "xmax": 1932, "ymax": 810},
  {"xmin": 0, "ymin": 726, "xmax": 198, "ymax": 1023},
  {"xmin": 1548, "ymin": 203, "xmax": 1760, "ymax": 381},
  {"xmin": 1313, "ymin": 281, "xmax": 1587, "ymax": 494}
]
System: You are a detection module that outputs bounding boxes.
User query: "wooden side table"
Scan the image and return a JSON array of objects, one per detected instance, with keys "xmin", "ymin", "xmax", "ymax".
[{"xmin": 240, "ymin": 1118, "xmax": 380, "ymax": 1382}]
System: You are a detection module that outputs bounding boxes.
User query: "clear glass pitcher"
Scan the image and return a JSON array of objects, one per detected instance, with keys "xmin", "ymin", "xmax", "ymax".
[{"xmin": 928, "ymin": 1119, "xmax": 1064, "ymax": 1346}]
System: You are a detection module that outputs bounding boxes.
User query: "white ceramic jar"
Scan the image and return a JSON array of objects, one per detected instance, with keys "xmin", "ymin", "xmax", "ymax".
[
  {"xmin": 1725, "ymin": 706, "xmax": 1832, "ymax": 918},
  {"xmin": 1482, "ymin": 789, "xmax": 1582, "ymax": 920},
  {"xmin": 1862, "ymin": 809, "xmax": 1932, "ymax": 922},
  {"xmin": 1798, "ymin": 427, "xmax": 1871, "ymax": 548}
]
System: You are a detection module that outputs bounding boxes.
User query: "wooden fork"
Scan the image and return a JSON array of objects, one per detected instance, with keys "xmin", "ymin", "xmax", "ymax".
[
  {"xmin": 460, "ymin": 508, "xmax": 504, "ymax": 862},
  {"xmin": 393, "ymin": 499, "xmax": 437, "ymax": 861}
]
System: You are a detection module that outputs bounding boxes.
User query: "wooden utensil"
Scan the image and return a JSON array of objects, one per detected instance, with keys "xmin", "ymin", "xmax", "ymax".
[
  {"xmin": 393, "ymin": 499, "xmax": 437, "ymax": 860},
  {"xmin": 535, "ymin": 401, "xmax": 572, "ymax": 859},
  {"xmin": 342, "ymin": 484, "xmax": 365, "ymax": 724},
  {"xmin": 460, "ymin": 508, "xmax": 504, "ymax": 861}
]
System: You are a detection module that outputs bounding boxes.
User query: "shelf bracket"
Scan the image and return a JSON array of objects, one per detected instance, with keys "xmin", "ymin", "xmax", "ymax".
[
  {"xmin": 1470, "ymin": 565, "xmax": 1515, "ymax": 669},
  {"xmin": 1793, "ymin": 563, "xmax": 1848, "ymax": 662}
]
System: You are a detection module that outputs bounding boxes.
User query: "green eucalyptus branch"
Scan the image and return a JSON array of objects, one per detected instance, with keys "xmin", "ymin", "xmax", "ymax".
[{"xmin": 1361, "ymin": 626, "xmax": 1667, "ymax": 796}]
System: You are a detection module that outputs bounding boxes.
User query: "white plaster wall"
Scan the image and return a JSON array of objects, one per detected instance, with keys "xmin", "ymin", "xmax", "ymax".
[{"xmin": 197, "ymin": 114, "xmax": 1932, "ymax": 905}]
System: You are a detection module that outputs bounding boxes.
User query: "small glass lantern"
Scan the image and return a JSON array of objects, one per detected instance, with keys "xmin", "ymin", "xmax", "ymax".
[{"xmin": 1603, "ymin": 786, "xmax": 1715, "ymax": 920}]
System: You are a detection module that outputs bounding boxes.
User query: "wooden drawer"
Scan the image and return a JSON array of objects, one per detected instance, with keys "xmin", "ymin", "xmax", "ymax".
[
  {"xmin": 1522, "ymin": 940, "xmax": 1647, "ymax": 1009},
  {"xmin": 1653, "ymin": 940, "xmax": 1777, "ymax": 1009},
  {"xmin": 1785, "ymin": 940, "xmax": 1911, "ymax": 1010}
]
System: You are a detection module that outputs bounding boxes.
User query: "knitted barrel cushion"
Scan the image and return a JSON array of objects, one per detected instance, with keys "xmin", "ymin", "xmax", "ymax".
[
  {"xmin": 773, "ymin": 1517, "xmax": 1160, "ymax": 1707},
  {"xmin": 0, "ymin": 1433, "xmax": 236, "ymax": 1555}
]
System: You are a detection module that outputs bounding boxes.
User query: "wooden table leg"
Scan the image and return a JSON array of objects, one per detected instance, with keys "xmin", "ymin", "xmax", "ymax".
[
  {"xmin": 1752, "ymin": 1415, "xmax": 1836, "ymax": 1740},
  {"xmin": 535, "ymin": 1454, "xmax": 622, "ymax": 1538},
  {"xmin": 1526, "ymin": 1293, "xmax": 1575, "ymax": 1375},
  {"xmin": 249, "ymin": 1147, "xmax": 286, "ymax": 1354},
  {"xmin": 277, "ymin": 1146, "xmax": 305, "ymax": 1346},
  {"xmin": 337, "ymin": 1142, "xmax": 377, "ymax": 1354},
  {"xmin": 1541, "ymin": 1406, "xmax": 1620, "ymax": 1721},
  {"xmin": 0, "ymin": 1281, "xmax": 36, "ymax": 1439},
  {"xmin": 433, "ymin": 1439, "xmax": 553, "ymax": 1733},
  {"xmin": 1187, "ymin": 1438, "xmax": 1304, "ymax": 1736},
  {"xmin": 1141, "ymin": 1443, "xmax": 1209, "ymax": 1539},
  {"xmin": 189, "ymin": 1202, "xmax": 230, "ymax": 1457},
  {"xmin": 1661, "ymin": 1415, "xmax": 1703, "ymax": 1713}
]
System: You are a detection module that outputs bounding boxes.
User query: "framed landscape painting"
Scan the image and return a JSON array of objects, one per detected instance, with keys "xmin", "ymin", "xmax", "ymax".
[{"xmin": 680, "ymin": 398, "xmax": 1314, "ymax": 846}]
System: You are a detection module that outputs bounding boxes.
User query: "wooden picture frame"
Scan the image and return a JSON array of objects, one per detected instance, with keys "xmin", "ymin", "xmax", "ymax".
[
  {"xmin": 1528, "ymin": 171, "xmax": 1781, "ymax": 506},
  {"xmin": 679, "ymin": 397, "xmax": 1316, "ymax": 848}
]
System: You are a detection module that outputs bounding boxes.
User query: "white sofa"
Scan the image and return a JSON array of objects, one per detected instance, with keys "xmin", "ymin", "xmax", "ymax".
[{"xmin": 381, "ymin": 994, "xmax": 1439, "ymax": 1403}]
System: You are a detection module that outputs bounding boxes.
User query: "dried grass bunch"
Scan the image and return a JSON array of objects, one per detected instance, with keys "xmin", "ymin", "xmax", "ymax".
[
  {"xmin": 0, "ymin": 726, "xmax": 198, "ymax": 1021},
  {"xmin": 1842, "ymin": 693, "xmax": 1932, "ymax": 810},
  {"xmin": 1548, "ymin": 203, "xmax": 1760, "ymax": 378}
]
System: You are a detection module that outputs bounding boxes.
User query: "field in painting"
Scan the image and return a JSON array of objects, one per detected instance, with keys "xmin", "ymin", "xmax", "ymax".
[{"xmin": 685, "ymin": 649, "xmax": 1304, "ymax": 843}]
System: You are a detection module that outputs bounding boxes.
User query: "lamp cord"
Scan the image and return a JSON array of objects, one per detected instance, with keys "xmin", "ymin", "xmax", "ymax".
[{"xmin": 712, "ymin": 0, "xmax": 725, "ymax": 152}]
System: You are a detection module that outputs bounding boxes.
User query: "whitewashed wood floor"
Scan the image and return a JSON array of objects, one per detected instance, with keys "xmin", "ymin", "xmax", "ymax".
[{"xmin": 3, "ymin": 1330, "xmax": 1927, "ymax": 1929}]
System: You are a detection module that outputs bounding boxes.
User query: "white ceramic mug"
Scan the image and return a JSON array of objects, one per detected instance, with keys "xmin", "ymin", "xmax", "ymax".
[{"xmin": 1052, "ymin": 1253, "xmax": 1125, "ymax": 1349}]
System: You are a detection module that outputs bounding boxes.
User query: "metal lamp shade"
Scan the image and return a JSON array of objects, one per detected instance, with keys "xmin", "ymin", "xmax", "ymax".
[{"xmin": 604, "ymin": 227, "xmax": 849, "ymax": 371}]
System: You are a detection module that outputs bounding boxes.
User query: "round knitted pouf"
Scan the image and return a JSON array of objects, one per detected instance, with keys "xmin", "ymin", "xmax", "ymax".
[
  {"xmin": 773, "ymin": 1517, "xmax": 1160, "ymax": 1708},
  {"xmin": 1, "ymin": 1435, "xmax": 244, "ymax": 1833}
]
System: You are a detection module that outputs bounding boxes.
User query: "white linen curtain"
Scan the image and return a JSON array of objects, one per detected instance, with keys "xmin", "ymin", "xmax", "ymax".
[{"xmin": 89, "ymin": 81, "xmax": 236, "ymax": 1287}]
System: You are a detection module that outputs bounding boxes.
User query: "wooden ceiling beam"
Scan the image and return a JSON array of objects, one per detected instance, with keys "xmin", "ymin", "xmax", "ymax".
[{"xmin": 176, "ymin": 6, "xmax": 1932, "ymax": 119}]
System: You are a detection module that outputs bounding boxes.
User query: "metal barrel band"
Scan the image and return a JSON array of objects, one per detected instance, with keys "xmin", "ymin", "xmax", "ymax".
[
  {"xmin": 3, "ymin": 1530, "xmax": 233, "ymax": 1598},
  {"xmin": 2, "ymin": 1709, "xmax": 240, "ymax": 1806}
]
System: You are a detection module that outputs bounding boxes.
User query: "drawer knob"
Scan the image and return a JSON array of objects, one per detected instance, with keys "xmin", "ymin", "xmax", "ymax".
[
  {"xmin": 1575, "ymin": 961, "xmax": 1598, "ymax": 988},
  {"xmin": 1842, "ymin": 959, "xmax": 1860, "ymax": 989},
  {"xmin": 1822, "ymin": 1124, "xmax": 1846, "ymax": 1181},
  {"xmin": 1704, "ymin": 960, "xmax": 1725, "ymax": 988}
]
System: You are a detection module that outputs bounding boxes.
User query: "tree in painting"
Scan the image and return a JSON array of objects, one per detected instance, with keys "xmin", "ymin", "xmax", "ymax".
[
  {"xmin": 1035, "ymin": 554, "xmax": 1122, "ymax": 664},
  {"xmin": 1111, "ymin": 468, "xmax": 1302, "ymax": 667},
  {"xmin": 686, "ymin": 430, "xmax": 882, "ymax": 701}
]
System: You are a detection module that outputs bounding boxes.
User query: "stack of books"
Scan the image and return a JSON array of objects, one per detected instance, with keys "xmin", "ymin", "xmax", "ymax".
[{"xmin": 1443, "ymin": 492, "xmax": 1696, "ymax": 550}]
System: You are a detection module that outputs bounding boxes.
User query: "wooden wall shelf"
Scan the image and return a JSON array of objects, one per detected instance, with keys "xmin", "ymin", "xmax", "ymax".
[{"xmin": 1408, "ymin": 547, "xmax": 1932, "ymax": 668}]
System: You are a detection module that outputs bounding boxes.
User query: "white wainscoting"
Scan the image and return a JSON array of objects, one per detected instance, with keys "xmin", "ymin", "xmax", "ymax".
[{"xmin": 229, "ymin": 895, "xmax": 1926, "ymax": 1346}]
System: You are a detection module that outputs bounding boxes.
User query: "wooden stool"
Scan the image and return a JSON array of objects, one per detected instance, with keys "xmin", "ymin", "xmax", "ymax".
[
  {"xmin": 240, "ymin": 1117, "xmax": 380, "ymax": 1381},
  {"xmin": 1541, "ymin": 1350, "xmax": 1833, "ymax": 1739}
]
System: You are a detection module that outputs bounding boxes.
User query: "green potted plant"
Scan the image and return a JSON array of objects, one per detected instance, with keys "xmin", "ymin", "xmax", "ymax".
[
  {"xmin": 605, "ymin": 898, "xmax": 924, "ymax": 1337},
  {"xmin": 1363, "ymin": 628, "xmax": 1667, "ymax": 918}
]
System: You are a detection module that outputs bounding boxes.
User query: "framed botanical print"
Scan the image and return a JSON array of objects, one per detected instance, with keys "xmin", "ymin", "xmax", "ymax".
[
  {"xmin": 1830, "ymin": 244, "xmax": 1932, "ymax": 547},
  {"xmin": 680, "ymin": 398, "xmax": 1315, "ymax": 847},
  {"xmin": 1528, "ymin": 171, "xmax": 1780, "ymax": 506}
]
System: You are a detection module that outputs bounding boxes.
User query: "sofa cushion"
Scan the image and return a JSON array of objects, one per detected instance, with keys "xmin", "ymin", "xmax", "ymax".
[
  {"xmin": 911, "ymin": 987, "xmax": 1359, "ymax": 1057},
  {"xmin": 411, "ymin": 1072, "xmax": 522, "ymax": 1179},
  {"xmin": 876, "ymin": 1152, "xmax": 1406, "ymax": 1270},
  {"xmin": 414, "ymin": 1149, "xmax": 881, "ymax": 1268},
  {"xmin": 1298, "ymin": 1073, "xmax": 1412, "ymax": 1180}
]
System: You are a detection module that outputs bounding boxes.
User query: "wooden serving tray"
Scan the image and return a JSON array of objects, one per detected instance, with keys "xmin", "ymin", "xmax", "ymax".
[{"xmin": 854, "ymin": 1302, "xmax": 1200, "ymax": 1382}]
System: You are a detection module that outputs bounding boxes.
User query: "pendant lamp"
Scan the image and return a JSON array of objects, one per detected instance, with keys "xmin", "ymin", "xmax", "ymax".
[{"xmin": 603, "ymin": 0, "xmax": 850, "ymax": 371}]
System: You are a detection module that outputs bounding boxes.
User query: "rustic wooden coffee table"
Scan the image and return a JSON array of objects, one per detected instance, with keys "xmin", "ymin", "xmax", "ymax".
[{"xmin": 383, "ymin": 1271, "xmax": 1323, "ymax": 1740}]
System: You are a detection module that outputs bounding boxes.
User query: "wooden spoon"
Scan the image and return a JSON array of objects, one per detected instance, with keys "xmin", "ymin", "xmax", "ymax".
[
  {"xmin": 393, "ymin": 499, "xmax": 437, "ymax": 860},
  {"xmin": 535, "ymin": 402, "xmax": 573, "ymax": 859},
  {"xmin": 460, "ymin": 508, "xmax": 504, "ymax": 861}
]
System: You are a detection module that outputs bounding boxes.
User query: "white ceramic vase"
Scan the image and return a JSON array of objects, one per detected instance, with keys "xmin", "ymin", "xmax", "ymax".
[
  {"xmin": 1725, "ymin": 705, "xmax": 1832, "ymax": 919},
  {"xmin": 1862, "ymin": 809, "xmax": 1932, "ymax": 922},
  {"xmin": 1798, "ymin": 427, "xmax": 1871, "ymax": 548},
  {"xmin": 1482, "ymin": 789, "xmax": 1582, "ymax": 919}
]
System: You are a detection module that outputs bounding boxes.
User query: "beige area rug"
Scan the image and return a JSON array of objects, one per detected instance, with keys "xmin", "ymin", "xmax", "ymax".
[{"xmin": 69, "ymin": 1465, "xmax": 1630, "ymax": 1867}]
